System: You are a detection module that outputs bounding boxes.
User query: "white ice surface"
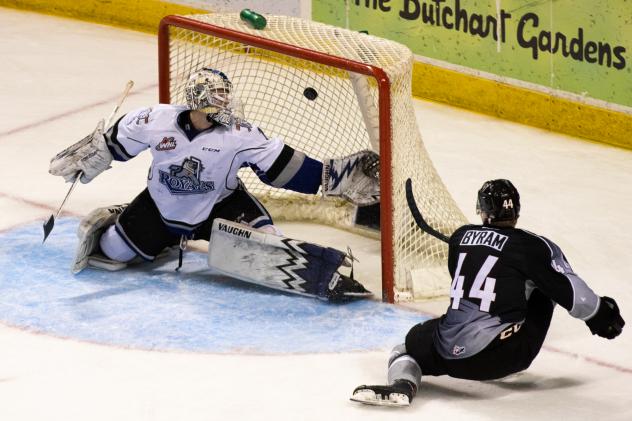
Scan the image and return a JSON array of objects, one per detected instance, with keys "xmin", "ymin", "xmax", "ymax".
[{"xmin": 0, "ymin": 7, "xmax": 630, "ymax": 421}]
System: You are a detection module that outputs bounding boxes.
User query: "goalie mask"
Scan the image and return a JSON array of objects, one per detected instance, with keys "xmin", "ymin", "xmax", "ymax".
[
  {"xmin": 185, "ymin": 68, "xmax": 236, "ymax": 126},
  {"xmin": 476, "ymin": 179, "xmax": 520, "ymax": 223}
]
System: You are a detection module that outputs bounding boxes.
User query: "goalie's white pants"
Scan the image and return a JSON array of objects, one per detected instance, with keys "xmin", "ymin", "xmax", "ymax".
[{"xmin": 100, "ymin": 225, "xmax": 137, "ymax": 262}]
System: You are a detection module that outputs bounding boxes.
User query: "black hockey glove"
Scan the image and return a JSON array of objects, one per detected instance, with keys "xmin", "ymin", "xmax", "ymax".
[{"xmin": 585, "ymin": 296, "xmax": 625, "ymax": 339}]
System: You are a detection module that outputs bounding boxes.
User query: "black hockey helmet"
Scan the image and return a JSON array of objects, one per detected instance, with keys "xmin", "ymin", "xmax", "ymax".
[{"xmin": 476, "ymin": 179, "xmax": 520, "ymax": 223}]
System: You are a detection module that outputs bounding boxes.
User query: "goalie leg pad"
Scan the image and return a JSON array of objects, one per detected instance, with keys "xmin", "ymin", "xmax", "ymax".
[
  {"xmin": 208, "ymin": 219, "xmax": 372, "ymax": 301},
  {"xmin": 72, "ymin": 204, "xmax": 127, "ymax": 273}
]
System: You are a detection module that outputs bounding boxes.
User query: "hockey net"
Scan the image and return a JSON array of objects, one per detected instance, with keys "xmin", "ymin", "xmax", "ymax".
[{"xmin": 158, "ymin": 13, "xmax": 467, "ymax": 302}]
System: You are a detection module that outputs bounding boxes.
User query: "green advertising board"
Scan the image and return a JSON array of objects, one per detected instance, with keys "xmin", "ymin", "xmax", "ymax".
[{"xmin": 314, "ymin": 0, "xmax": 632, "ymax": 110}]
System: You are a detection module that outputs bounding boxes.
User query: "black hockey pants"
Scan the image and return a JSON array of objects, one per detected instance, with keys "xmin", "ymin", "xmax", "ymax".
[{"xmin": 405, "ymin": 289, "xmax": 555, "ymax": 381}]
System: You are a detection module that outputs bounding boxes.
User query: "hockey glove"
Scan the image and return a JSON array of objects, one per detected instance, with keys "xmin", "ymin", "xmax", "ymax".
[
  {"xmin": 49, "ymin": 119, "xmax": 113, "ymax": 184},
  {"xmin": 585, "ymin": 296, "xmax": 625, "ymax": 339},
  {"xmin": 322, "ymin": 150, "xmax": 380, "ymax": 206}
]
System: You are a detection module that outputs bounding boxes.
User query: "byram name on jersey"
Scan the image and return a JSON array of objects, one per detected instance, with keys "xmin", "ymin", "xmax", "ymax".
[{"xmin": 459, "ymin": 230, "xmax": 509, "ymax": 251}]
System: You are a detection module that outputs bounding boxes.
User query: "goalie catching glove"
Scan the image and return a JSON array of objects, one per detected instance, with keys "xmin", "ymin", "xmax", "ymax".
[
  {"xmin": 322, "ymin": 150, "xmax": 380, "ymax": 206},
  {"xmin": 49, "ymin": 119, "xmax": 113, "ymax": 184}
]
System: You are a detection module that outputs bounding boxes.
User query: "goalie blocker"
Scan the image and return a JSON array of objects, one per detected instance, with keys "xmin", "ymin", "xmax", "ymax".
[{"xmin": 209, "ymin": 219, "xmax": 372, "ymax": 302}]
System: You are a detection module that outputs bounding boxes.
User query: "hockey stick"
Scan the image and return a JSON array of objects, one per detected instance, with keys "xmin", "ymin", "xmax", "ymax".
[
  {"xmin": 405, "ymin": 178, "xmax": 450, "ymax": 244},
  {"xmin": 42, "ymin": 80, "xmax": 134, "ymax": 243}
]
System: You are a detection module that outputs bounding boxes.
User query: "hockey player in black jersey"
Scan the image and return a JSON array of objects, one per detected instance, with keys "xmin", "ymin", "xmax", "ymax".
[
  {"xmin": 351, "ymin": 179, "xmax": 624, "ymax": 407},
  {"xmin": 48, "ymin": 68, "xmax": 377, "ymax": 302}
]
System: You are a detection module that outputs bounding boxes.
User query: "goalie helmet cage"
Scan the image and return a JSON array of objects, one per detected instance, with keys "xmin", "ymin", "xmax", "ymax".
[{"xmin": 158, "ymin": 14, "xmax": 467, "ymax": 303}]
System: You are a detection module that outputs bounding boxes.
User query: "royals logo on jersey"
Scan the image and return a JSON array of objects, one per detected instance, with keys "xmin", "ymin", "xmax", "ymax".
[{"xmin": 158, "ymin": 156, "xmax": 215, "ymax": 195}]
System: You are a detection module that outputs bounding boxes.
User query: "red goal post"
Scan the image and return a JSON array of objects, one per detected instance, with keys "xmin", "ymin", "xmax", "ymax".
[{"xmin": 157, "ymin": 14, "xmax": 466, "ymax": 303}]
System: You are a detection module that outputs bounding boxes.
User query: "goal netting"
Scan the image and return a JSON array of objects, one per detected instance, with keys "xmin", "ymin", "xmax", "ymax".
[{"xmin": 158, "ymin": 13, "xmax": 467, "ymax": 302}]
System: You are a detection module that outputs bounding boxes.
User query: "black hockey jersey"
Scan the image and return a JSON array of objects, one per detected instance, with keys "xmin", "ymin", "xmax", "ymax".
[{"xmin": 434, "ymin": 224, "xmax": 600, "ymax": 359}]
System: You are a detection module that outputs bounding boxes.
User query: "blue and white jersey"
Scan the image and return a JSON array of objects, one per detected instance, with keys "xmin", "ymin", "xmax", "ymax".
[{"xmin": 104, "ymin": 104, "xmax": 288, "ymax": 233}]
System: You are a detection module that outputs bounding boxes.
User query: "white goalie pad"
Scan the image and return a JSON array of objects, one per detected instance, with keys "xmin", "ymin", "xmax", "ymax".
[
  {"xmin": 72, "ymin": 204, "xmax": 127, "ymax": 273},
  {"xmin": 208, "ymin": 219, "xmax": 372, "ymax": 301}
]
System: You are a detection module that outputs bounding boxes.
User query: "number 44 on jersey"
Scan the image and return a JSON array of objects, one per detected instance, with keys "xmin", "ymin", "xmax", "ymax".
[{"xmin": 450, "ymin": 253, "xmax": 498, "ymax": 312}]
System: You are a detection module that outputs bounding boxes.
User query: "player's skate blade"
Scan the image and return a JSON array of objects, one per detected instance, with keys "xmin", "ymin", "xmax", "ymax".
[{"xmin": 350, "ymin": 383, "xmax": 413, "ymax": 407}]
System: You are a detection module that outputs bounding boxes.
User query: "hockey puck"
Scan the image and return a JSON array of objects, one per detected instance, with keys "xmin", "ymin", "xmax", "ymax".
[{"xmin": 303, "ymin": 87, "xmax": 318, "ymax": 101}]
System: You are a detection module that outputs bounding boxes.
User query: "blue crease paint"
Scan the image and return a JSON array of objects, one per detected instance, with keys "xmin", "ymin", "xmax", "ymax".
[{"xmin": 0, "ymin": 219, "xmax": 428, "ymax": 354}]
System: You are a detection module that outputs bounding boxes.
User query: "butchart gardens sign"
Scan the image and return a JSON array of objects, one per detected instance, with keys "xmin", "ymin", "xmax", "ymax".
[
  {"xmin": 398, "ymin": 0, "xmax": 625, "ymax": 70},
  {"xmin": 314, "ymin": 0, "xmax": 631, "ymax": 107}
]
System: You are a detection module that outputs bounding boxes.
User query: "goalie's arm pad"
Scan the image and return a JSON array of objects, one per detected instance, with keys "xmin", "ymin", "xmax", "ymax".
[
  {"xmin": 104, "ymin": 115, "xmax": 135, "ymax": 161},
  {"xmin": 103, "ymin": 107, "xmax": 154, "ymax": 161},
  {"xmin": 234, "ymin": 126, "xmax": 322, "ymax": 194},
  {"xmin": 253, "ymin": 145, "xmax": 323, "ymax": 194}
]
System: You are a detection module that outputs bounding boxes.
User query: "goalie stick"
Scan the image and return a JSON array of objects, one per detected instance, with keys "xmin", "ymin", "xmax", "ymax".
[
  {"xmin": 405, "ymin": 178, "xmax": 450, "ymax": 244},
  {"xmin": 42, "ymin": 80, "xmax": 134, "ymax": 243}
]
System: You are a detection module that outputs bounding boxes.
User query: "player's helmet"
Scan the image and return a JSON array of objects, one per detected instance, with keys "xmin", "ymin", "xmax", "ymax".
[
  {"xmin": 185, "ymin": 68, "xmax": 233, "ymax": 113},
  {"xmin": 476, "ymin": 179, "xmax": 520, "ymax": 223}
]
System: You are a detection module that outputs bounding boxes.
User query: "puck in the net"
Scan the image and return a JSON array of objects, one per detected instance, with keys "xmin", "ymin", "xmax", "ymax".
[{"xmin": 303, "ymin": 87, "xmax": 318, "ymax": 101}]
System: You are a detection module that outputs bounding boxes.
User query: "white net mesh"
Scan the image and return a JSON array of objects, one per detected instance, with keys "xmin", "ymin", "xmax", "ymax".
[{"xmin": 161, "ymin": 13, "xmax": 467, "ymax": 300}]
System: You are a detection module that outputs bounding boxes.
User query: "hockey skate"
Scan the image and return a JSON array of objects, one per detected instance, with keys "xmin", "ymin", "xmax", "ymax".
[
  {"xmin": 326, "ymin": 272, "xmax": 372, "ymax": 303},
  {"xmin": 350, "ymin": 381, "xmax": 416, "ymax": 407}
]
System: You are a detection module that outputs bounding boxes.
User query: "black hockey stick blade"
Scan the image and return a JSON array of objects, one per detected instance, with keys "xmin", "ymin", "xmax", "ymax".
[
  {"xmin": 42, "ymin": 214, "xmax": 55, "ymax": 243},
  {"xmin": 42, "ymin": 172, "xmax": 81, "ymax": 244},
  {"xmin": 405, "ymin": 178, "xmax": 450, "ymax": 244}
]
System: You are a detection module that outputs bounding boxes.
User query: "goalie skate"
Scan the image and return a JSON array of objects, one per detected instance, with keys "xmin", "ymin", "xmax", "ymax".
[
  {"xmin": 85, "ymin": 253, "xmax": 128, "ymax": 272},
  {"xmin": 350, "ymin": 382, "xmax": 414, "ymax": 407},
  {"xmin": 327, "ymin": 272, "xmax": 372, "ymax": 303},
  {"xmin": 85, "ymin": 246, "xmax": 175, "ymax": 272}
]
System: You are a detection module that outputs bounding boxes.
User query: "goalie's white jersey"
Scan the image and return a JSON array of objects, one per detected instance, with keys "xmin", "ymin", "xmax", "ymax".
[{"xmin": 105, "ymin": 104, "xmax": 284, "ymax": 232}]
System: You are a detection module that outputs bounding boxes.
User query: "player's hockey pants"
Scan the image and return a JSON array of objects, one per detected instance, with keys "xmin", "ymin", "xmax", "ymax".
[{"xmin": 405, "ymin": 289, "xmax": 554, "ymax": 381}]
